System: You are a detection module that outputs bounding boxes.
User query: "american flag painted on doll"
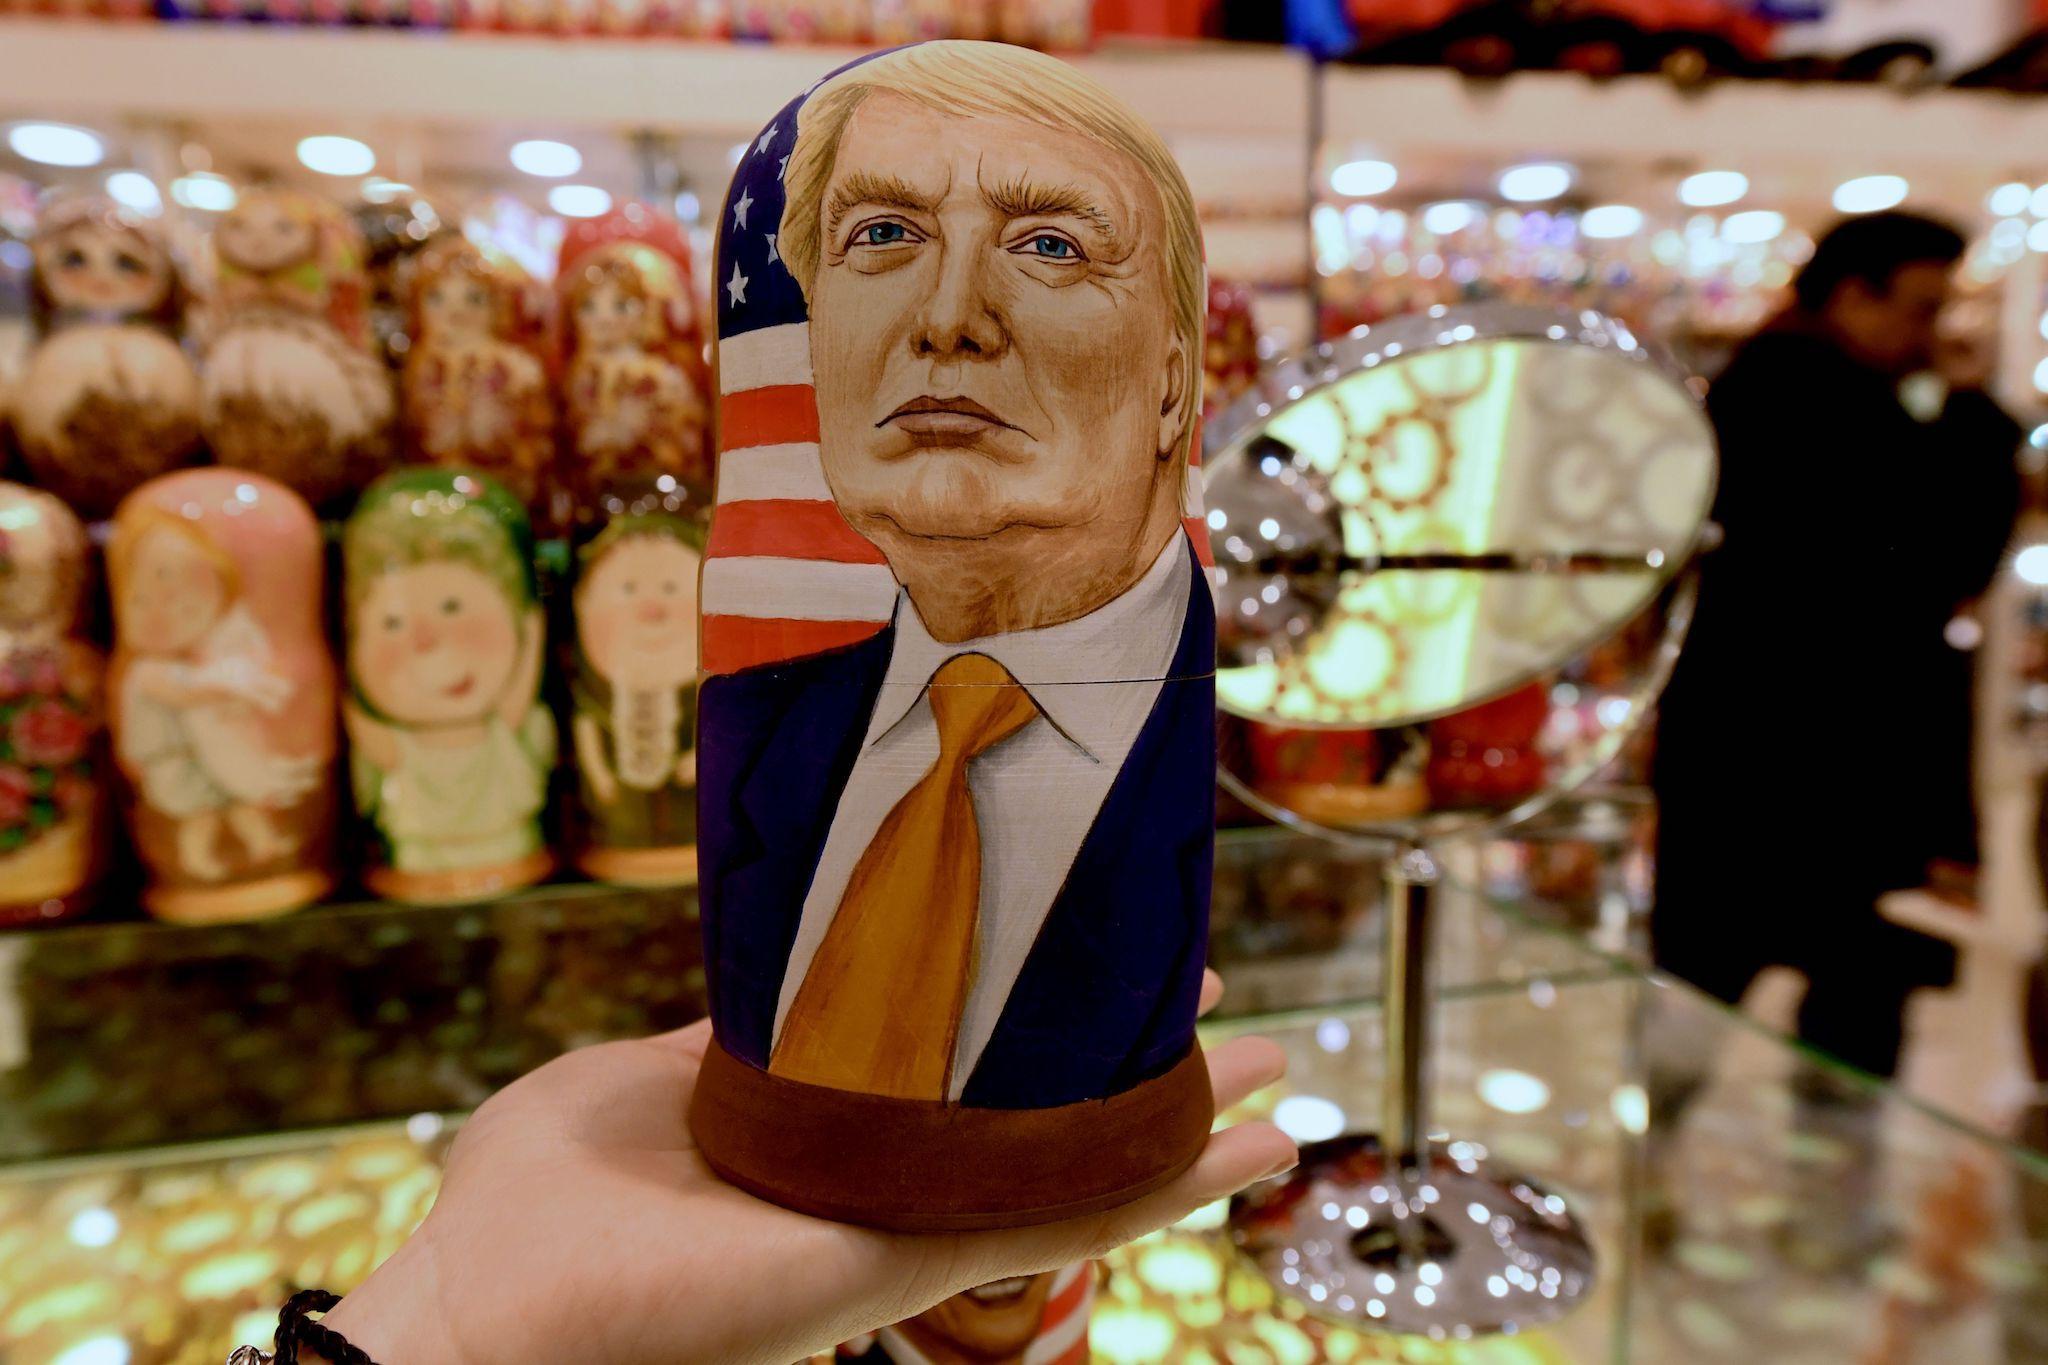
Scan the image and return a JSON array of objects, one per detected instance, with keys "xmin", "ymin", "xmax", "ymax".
[{"xmin": 703, "ymin": 58, "xmax": 1212, "ymax": 678}]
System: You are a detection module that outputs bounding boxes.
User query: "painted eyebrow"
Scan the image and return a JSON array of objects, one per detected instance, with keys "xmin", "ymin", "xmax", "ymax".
[
  {"xmin": 981, "ymin": 174, "xmax": 1123, "ymax": 247},
  {"xmin": 825, "ymin": 172, "xmax": 940, "ymax": 235}
]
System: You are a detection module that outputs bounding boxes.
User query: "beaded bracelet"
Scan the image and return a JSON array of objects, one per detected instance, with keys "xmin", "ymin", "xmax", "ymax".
[{"xmin": 226, "ymin": 1289, "xmax": 380, "ymax": 1365}]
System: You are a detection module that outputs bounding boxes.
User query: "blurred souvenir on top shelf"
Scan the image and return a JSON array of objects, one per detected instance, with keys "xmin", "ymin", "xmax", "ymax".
[
  {"xmin": 200, "ymin": 187, "xmax": 396, "ymax": 512},
  {"xmin": 1203, "ymin": 274, "xmax": 1261, "ymax": 419},
  {"xmin": 0, "ymin": 484, "xmax": 103, "ymax": 928},
  {"xmin": 106, "ymin": 470, "xmax": 340, "ymax": 924},
  {"xmin": 400, "ymin": 235, "xmax": 558, "ymax": 517},
  {"xmin": 10, "ymin": 196, "xmax": 202, "ymax": 522},
  {"xmin": 342, "ymin": 467, "xmax": 555, "ymax": 905},
  {"xmin": 556, "ymin": 203, "xmax": 710, "ymax": 509}
]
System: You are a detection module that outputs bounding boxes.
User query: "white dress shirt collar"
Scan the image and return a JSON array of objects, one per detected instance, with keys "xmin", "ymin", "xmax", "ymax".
[{"xmin": 863, "ymin": 532, "xmax": 1192, "ymax": 762}]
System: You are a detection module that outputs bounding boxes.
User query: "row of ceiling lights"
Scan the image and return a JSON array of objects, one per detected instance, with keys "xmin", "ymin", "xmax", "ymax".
[
  {"xmin": 1330, "ymin": 157, "xmax": 1914, "ymax": 231},
  {"xmin": 4, "ymin": 121, "xmax": 618, "ymax": 217}
]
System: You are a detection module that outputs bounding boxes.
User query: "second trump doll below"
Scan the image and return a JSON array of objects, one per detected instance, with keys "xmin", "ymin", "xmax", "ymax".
[
  {"xmin": 107, "ymin": 470, "xmax": 339, "ymax": 923},
  {"xmin": 343, "ymin": 469, "xmax": 555, "ymax": 904},
  {"xmin": 689, "ymin": 40, "xmax": 1217, "ymax": 1230}
]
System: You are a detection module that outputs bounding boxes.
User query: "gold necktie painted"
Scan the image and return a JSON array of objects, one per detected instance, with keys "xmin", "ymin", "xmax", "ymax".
[{"xmin": 770, "ymin": 652, "xmax": 1041, "ymax": 1099}]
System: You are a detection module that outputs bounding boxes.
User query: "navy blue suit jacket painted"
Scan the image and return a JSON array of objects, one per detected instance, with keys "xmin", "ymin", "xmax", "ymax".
[{"xmin": 697, "ymin": 538, "xmax": 1216, "ymax": 1109}]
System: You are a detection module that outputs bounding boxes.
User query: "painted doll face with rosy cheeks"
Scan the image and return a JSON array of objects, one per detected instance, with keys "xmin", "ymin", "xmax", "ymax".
[
  {"xmin": 574, "ymin": 274, "xmax": 651, "ymax": 354},
  {"xmin": 118, "ymin": 528, "xmax": 228, "ymax": 655},
  {"xmin": 354, "ymin": 562, "xmax": 520, "ymax": 725},
  {"xmin": 576, "ymin": 536, "xmax": 700, "ymax": 690},
  {"xmin": 36, "ymin": 222, "xmax": 173, "ymax": 316},
  {"xmin": 421, "ymin": 272, "xmax": 495, "ymax": 343},
  {"xmin": 897, "ymin": 1272, "xmax": 1057, "ymax": 1363},
  {"xmin": 219, "ymin": 196, "xmax": 317, "ymax": 275}
]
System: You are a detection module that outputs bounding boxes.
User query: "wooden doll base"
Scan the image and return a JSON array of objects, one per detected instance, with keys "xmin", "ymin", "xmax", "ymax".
[
  {"xmin": 366, "ymin": 850, "xmax": 554, "ymax": 906},
  {"xmin": 146, "ymin": 869, "xmax": 333, "ymax": 925},
  {"xmin": 578, "ymin": 844, "xmax": 698, "ymax": 887},
  {"xmin": 690, "ymin": 1038, "xmax": 1214, "ymax": 1232}
]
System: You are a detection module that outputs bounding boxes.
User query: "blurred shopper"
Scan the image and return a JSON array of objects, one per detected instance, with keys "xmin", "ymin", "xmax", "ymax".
[{"xmin": 1654, "ymin": 212, "xmax": 2022, "ymax": 1079}]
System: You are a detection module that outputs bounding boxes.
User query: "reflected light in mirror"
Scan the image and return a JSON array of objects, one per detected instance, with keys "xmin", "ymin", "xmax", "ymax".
[
  {"xmin": 1477, "ymin": 1068, "xmax": 1550, "ymax": 1114},
  {"xmin": 1332, "ymin": 158, "xmax": 1398, "ymax": 197},
  {"xmin": 1678, "ymin": 169, "xmax": 1747, "ymax": 207},
  {"xmin": 1833, "ymin": 174, "xmax": 1908, "ymax": 213},
  {"xmin": 1580, "ymin": 205, "xmax": 1644, "ymax": 239}
]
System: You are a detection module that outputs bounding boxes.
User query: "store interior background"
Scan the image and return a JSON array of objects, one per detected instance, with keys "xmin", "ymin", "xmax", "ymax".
[{"xmin": 5, "ymin": 0, "xmax": 2048, "ymax": 1362}]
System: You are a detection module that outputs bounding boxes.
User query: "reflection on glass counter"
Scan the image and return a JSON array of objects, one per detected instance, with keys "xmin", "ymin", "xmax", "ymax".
[{"xmin": 5, "ymin": 960, "xmax": 2044, "ymax": 1364}]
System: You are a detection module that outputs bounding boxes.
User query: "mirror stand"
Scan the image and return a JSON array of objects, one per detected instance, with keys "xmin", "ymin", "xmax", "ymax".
[{"xmin": 1232, "ymin": 840, "xmax": 1597, "ymax": 1339}]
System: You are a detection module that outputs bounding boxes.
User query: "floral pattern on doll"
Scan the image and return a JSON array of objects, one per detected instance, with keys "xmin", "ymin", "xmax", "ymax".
[{"xmin": 561, "ymin": 242, "xmax": 709, "ymax": 499}]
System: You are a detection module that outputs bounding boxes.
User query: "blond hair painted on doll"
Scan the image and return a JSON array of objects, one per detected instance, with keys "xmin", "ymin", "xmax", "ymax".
[{"xmin": 777, "ymin": 40, "xmax": 1205, "ymax": 469}]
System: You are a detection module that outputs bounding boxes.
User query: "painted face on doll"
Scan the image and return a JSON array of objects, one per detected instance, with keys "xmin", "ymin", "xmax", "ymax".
[
  {"xmin": 422, "ymin": 272, "xmax": 495, "ymax": 344},
  {"xmin": 219, "ymin": 195, "xmax": 317, "ymax": 276},
  {"xmin": 118, "ymin": 527, "xmax": 228, "ymax": 656},
  {"xmin": 576, "ymin": 535, "xmax": 700, "ymax": 690},
  {"xmin": 354, "ymin": 561, "xmax": 521, "ymax": 726},
  {"xmin": 898, "ymin": 1273, "xmax": 1057, "ymax": 1362},
  {"xmin": 35, "ymin": 221, "xmax": 173, "ymax": 316},
  {"xmin": 574, "ymin": 272, "xmax": 650, "ymax": 353},
  {"xmin": 0, "ymin": 521, "xmax": 62, "ymax": 631}
]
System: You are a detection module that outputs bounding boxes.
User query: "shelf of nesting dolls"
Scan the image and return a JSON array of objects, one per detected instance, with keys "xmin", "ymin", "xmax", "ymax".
[{"xmin": 0, "ymin": 814, "xmax": 1647, "ymax": 1170}]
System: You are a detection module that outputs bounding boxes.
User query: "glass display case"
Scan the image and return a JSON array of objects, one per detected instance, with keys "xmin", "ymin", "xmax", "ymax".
[{"xmin": 3, "ymin": 828, "xmax": 2046, "ymax": 1364}]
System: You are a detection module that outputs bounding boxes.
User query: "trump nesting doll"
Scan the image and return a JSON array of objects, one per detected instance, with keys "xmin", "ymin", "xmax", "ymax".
[
  {"xmin": 13, "ymin": 197, "xmax": 202, "ymax": 520},
  {"xmin": 107, "ymin": 471, "xmax": 339, "ymax": 923},
  {"xmin": 0, "ymin": 485, "xmax": 104, "ymax": 926},
  {"xmin": 689, "ymin": 41, "xmax": 1218, "ymax": 1230},
  {"xmin": 342, "ymin": 469, "xmax": 555, "ymax": 904}
]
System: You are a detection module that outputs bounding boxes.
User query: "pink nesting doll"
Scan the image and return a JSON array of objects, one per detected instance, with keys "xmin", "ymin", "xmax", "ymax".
[
  {"xmin": 0, "ymin": 485, "xmax": 104, "ymax": 927},
  {"xmin": 690, "ymin": 41, "xmax": 1217, "ymax": 1231},
  {"xmin": 107, "ymin": 470, "xmax": 339, "ymax": 923},
  {"xmin": 13, "ymin": 196, "xmax": 202, "ymax": 520}
]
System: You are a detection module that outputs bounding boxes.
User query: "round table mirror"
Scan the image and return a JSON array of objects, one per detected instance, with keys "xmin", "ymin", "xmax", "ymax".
[{"xmin": 1207, "ymin": 304, "xmax": 1718, "ymax": 1339}]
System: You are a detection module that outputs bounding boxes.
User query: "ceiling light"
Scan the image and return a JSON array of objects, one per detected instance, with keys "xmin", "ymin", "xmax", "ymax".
[
  {"xmin": 360, "ymin": 177, "xmax": 412, "ymax": 204},
  {"xmin": 1579, "ymin": 204, "xmax": 1643, "ymax": 239},
  {"xmin": 1989, "ymin": 182, "xmax": 2032, "ymax": 217},
  {"xmin": 1833, "ymin": 175, "xmax": 1907, "ymax": 214},
  {"xmin": 1330, "ymin": 158, "xmax": 1397, "ymax": 197},
  {"xmin": 2032, "ymin": 184, "xmax": 2048, "ymax": 218},
  {"xmin": 2036, "ymin": 357, "xmax": 2048, "ymax": 394},
  {"xmin": 1722, "ymin": 209, "xmax": 1785, "ymax": 244},
  {"xmin": 1498, "ymin": 162, "xmax": 1573, "ymax": 203},
  {"xmin": 510, "ymin": 139, "xmax": 581, "ymax": 178},
  {"xmin": 2031, "ymin": 220, "xmax": 2048, "ymax": 253},
  {"xmin": 1678, "ymin": 170, "xmax": 1747, "ymax": 207},
  {"xmin": 1422, "ymin": 200, "xmax": 1478, "ymax": 235},
  {"xmin": 103, "ymin": 171, "xmax": 163, "ymax": 216},
  {"xmin": 549, "ymin": 184, "xmax": 611, "ymax": 218},
  {"xmin": 170, "ymin": 173, "xmax": 236, "ymax": 212},
  {"xmin": 7, "ymin": 121, "xmax": 105, "ymax": 168},
  {"xmin": 1477, "ymin": 1068, "xmax": 1551, "ymax": 1114},
  {"xmin": 297, "ymin": 135, "xmax": 375, "ymax": 176}
]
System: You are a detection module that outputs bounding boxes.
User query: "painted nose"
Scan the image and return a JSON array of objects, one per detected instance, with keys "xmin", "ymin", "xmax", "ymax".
[
  {"xmin": 911, "ymin": 242, "xmax": 1007, "ymax": 361},
  {"xmin": 410, "ymin": 621, "xmax": 441, "ymax": 651},
  {"xmin": 635, "ymin": 603, "xmax": 670, "ymax": 626}
]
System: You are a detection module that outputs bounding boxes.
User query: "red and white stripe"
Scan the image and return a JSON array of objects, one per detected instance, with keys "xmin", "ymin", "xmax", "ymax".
[{"xmin": 705, "ymin": 319, "xmax": 1212, "ymax": 678}]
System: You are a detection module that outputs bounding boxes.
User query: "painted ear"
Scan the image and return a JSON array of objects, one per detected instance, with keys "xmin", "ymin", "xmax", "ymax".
[{"xmin": 1157, "ymin": 333, "xmax": 1191, "ymax": 461}]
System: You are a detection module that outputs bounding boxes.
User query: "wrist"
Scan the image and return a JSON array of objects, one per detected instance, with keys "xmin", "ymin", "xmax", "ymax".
[{"xmin": 314, "ymin": 1239, "xmax": 461, "ymax": 1365}]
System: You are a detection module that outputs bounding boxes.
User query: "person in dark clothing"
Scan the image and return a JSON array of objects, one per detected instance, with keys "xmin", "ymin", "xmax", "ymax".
[{"xmin": 1653, "ymin": 211, "xmax": 2023, "ymax": 1079}]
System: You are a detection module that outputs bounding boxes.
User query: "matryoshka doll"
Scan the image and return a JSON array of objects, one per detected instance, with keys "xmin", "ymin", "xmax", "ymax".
[
  {"xmin": 106, "ymin": 470, "xmax": 339, "ymax": 923},
  {"xmin": 343, "ymin": 468, "xmax": 555, "ymax": 903},
  {"xmin": 12, "ymin": 197, "xmax": 201, "ymax": 521},
  {"xmin": 401, "ymin": 236, "xmax": 556, "ymax": 515},
  {"xmin": 201, "ymin": 187, "xmax": 395, "ymax": 512},
  {"xmin": 570, "ymin": 484, "xmax": 703, "ymax": 885},
  {"xmin": 556, "ymin": 205, "xmax": 710, "ymax": 511},
  {"xmin": 0, "ymin": 486, "xmax": 103, "ymax": 926},
  {"xmin": 1202, "ymin": 275, "xmax": 1259, "ymax": 421}
]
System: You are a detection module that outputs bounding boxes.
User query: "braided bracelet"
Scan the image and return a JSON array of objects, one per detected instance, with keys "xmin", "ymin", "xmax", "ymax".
[{"xmin": 226, "ymin": 1289, "xmax": 380, "ymax": 1365}]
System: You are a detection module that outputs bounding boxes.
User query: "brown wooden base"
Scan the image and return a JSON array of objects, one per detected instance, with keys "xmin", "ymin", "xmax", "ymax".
[
  {"xmin": 366, "ymin": 850, "xmax": 553, "ymax": 905},
  {"xmin": 578, "ymin": 843, "xmax": 698, "ymax": 887},
  {"xmin": 146, "ymin": 868, "xmax": 332, "ymax": 924},
  {"xmin": 690, "ymin": 1037, "xmax": 1213, "ymax": 1232}
]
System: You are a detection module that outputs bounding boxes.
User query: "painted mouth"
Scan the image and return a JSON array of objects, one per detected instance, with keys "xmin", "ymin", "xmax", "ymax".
[
  {"xmin": 442, "ymin": 673, "xmax": 476, "ymax": 699},
  {"xmin": 965, "ymin": 1276, "xmax": 1038, "ymax": 1304},
  {"xmin": 880, "ymin": 395, "xmax": 1023, "ymax": 439}
]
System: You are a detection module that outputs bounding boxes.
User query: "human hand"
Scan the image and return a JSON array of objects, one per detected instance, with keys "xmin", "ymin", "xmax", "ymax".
[{"xmin": 321, "ymin": 972, "xmax": 1292, "ymax": 1365}]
